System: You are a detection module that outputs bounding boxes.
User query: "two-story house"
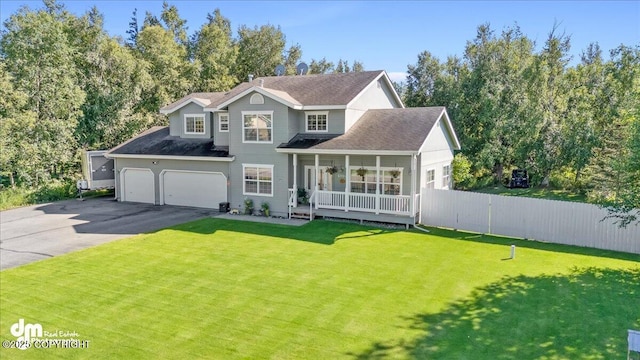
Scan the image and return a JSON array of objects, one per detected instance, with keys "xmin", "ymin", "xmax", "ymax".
[{"xmin": 106, "ymin": 70, "xmax": 460, "ymax": 225}]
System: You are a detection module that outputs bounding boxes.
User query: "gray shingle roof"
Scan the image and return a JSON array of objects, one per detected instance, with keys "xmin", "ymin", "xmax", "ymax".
[
  {"xmin": 310, "ymin": 107, "xmax": 446, "ymax": 151},
  {"xmin": 108, "ymin": 127, "xmax": 230, "ymax": 157},
  {"xmin": 278, "ymin": 133, "xmax": 341, "ymax": 149},
  {"xmin": 160, "ymin": 71, "xmax": 387, "ymax": 112}
]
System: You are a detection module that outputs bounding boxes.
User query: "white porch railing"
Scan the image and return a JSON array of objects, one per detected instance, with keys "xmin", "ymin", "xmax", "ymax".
[{"xmin": 315, "ymin": 190, "xmax": 413, "ymax": 216}]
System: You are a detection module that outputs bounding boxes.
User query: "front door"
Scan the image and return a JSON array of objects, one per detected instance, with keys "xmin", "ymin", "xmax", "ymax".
[{"xmin": 304, "ymin": 166, "xmax": 332, "ymax": 194}]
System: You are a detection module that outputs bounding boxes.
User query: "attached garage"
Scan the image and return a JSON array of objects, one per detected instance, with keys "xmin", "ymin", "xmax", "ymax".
[
  {"xmin": 120, "ymin": 168, "xmax": 155, "ymax": 204},
  {"xmin": 160, "ymin": 170, "xmax": 227, "ymax": 209}
]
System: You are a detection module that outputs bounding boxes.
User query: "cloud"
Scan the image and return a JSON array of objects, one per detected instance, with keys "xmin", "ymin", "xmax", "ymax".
[{"xmin": 387, "ymin": 72, "xmax": 408, "ymax": 83}]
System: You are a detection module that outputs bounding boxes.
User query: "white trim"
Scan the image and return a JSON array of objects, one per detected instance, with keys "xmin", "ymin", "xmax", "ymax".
[
  {"xmin": 418, "ymin": 108, "xmax": 462, "ymax": 152},
  {"xmin": 305, "ymin": 111, "xmax": 329, "ymax": 133},
  {"xmin": 249, "ymin": 93, "xmax": 265, "ymax": 104},
  {"xmin": 159, "ymin": 170, "xmax": 228, "ymax": 206},
  {"xmin": 301, "ymin": 105, "xmax": 346, "ymax": 110},
  {"xmin": 203, "ymin": 86, "xmax": 348, "ymax": 112},
  {"xmin": 242, "ymin": 164, "xmax": 274, "ymax": 197},
  {"xmin": 218, "ymin": 112, "xmax": 229, "ymax": 132},
  {"xmin": 346, "ymin": 71, "xmax": 405, "ymax": 109},
  {"xmin": 105, "ymin": 153, "xmax": 235, "ymax": 162},
  {"xmin": 425, "ymin": 169, "xmax": 435, "ymax": 189},
  {"xmin": 276, "ymin": 148, "xmax": 417, "ymax": 156},
  {"xmin": 242, "ymin": 111, "xmax": 273, "ymax": 144},
  {"xmin": 120, "ymin": 167, "xmax": 155, "ymax": 204},
  {"xmin": 442, "ymin": 164, "xmax": 452, "ymax": 189},
  {"xmin": 159, "ymin": 98, "xmax": 209, "ymax": 114},
  {"xmin": 210, "ymin": 87, "xmax": 302, "ymax": 111},
  {"xmin": 184, "ymin": 113, "xmax": 206, "ymax": 135}
]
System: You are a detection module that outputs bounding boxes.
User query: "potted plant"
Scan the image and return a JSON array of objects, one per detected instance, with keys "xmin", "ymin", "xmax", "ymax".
[
  {"xmin": 244, "ymin": 198, "xmax": 254, "ymax": 215},
  {"xmin": 325, "ymin": 165, "xmax": 338, "ymax": 175},
  {"xmin": 261, "ymin": 201, "xmax": 270, "ymax": 217},
  {"xmin": 297, "ymin": 187, "xmax": 308, "ymax": 205},
  {"xmin": 389, "ymin": 169, "xmax": 401, "ymax": 180},
  {"xmin": 356, "ymin": 167, "xmax": 368, "ymax": 179}
]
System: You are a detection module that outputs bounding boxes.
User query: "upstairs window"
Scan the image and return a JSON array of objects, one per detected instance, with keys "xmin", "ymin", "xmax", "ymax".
[
  {"xmin": 442, "ymin": 165, "xmax": 451, "ymax": 188},
  {"xmin": 219, "ymin": 113, "xmax": 229, "ymax": 132},
  {"xmin": 184, "ymin": 114, "xmax": 205, "ymax": 134},
  {"xmin": 306, "ymin": 112, "xmax": 328, "ymax": 132},
  {"xmin": 242, "ymin": 111, "xmax": 272, "ymax": 143}
]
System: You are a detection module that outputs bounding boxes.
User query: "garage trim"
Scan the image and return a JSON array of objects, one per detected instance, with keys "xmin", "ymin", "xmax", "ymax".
[
  {"xmin": 159, "ymin": 170, "xmax": 228, "ymax": 207},
  {"xmin": 120, "ymin": 167, "xmax": 155, "ymax": 204}
]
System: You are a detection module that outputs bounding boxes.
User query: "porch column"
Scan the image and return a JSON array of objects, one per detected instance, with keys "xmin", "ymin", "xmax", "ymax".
[
  {"xmin": 375, "ymin": 155, "xmax": 380, "ymax": 214},
  {"xmin": 314, "ymin": 154, "xmax": 319, "ymax": 209},
  {"xmin": 292, "ymin": 153, "xmax": 298, "ymax": 208},
  {"xmin": 345, "ymin": 155, "xmax": 350, "ymax": 212},
  {"xmin": 411, "ymin": 154, "xmax": 417, "ymax": 215}
]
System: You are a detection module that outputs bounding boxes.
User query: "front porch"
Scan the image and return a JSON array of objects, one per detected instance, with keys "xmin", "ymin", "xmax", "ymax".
[{"xmin": 285, "ymin": 153, "xmax": 420, "ymax": 225}]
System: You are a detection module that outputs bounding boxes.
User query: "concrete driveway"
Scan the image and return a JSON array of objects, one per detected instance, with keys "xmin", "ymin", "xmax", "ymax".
[{"xmin": 0, "ymin": 197, "xmax": 219, "ymax": 270}]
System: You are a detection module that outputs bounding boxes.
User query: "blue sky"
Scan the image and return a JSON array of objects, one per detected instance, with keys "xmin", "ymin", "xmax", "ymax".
[{"xmin": 2, "ymin": 1, "xmax": 639, "ymax": 82}]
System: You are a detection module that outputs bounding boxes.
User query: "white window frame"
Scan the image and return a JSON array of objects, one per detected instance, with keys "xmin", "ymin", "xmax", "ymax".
[
  {"xmin": 242, "ymin": 111, "xmax": 273, "ymax": 143},
  {"xmin": 184, "ymin": 114, "xmax": 205, "ymax": 134},
  {"xmin": 442, "ymin": 165, "xmax": 451, "ymax": 188},
  {"xmin": 425, "ymin": 169, "xmax": 435, "ymax": 189},
  {"xmin": 243, "ymin": 164, "xmax": 274, "ymax": 197},
  {"xmin": 218, "ymin": 112, "xmax": 229, "ymax": 132},
  {"xmin": 250, "ymin": 93, "xmax": 264, "ymax": 105},
  {"xmin": 305, "ymin": 111, "xmax": 329, "ymax": 133},
  {"xmin": 349, "ymin": 166, "xmax": 403, "ymax": 195}
]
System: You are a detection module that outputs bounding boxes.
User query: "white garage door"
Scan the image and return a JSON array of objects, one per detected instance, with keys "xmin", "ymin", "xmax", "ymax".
[
  {"xmin": 161, "ymin": 170, "xmax": 227, "ymax": 209},
  {"xmin": 121, "ymin": 168, "xmax": 155, "ymax": 204}
]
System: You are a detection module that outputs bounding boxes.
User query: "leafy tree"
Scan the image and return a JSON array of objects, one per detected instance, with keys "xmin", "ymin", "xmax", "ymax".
[
  {"xmin": 136, "ymin": 24, "xmax": 194, "ymax": 110},
  {"xmin": 236, "ymin": 24, "xmax": 286, "ymax": 80},
  {"xmin": 126, "ymin": 8, "xmax": 139, "ymax": 48},
  {"xmin": 192, "ymin": 9, "xmax": 238, "ymax": 91},
  {"xmin": 309, "ymin": 57, "xmax": 334, "ymax": 74},
  {"xmin": 284, "ymin": 44, "xmax": 302, "ymax": 75},
  {"xmin": 69, "ymin": 8, "xmax": 154, "ymax": 149},
  {"xmin": 452, "ymin": 153, "xmax": 473, "ymax": 189},
  {"xmin": 1, "ymin": 1, "xmax": 85, "ymax": 184},
  {"xmin": 160, "ymin": 1, "xmax": 188, "ymax": 48}
]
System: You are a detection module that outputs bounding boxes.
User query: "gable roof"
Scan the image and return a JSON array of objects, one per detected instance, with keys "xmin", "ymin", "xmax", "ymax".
[
  {"xmin": 106, "ymin": 127, "xmax": 232, "ymax": 160},
  {"xmin": 160, "ymin": 71, "xmax": 402, "ymax": 114},
  {"xmin": 277, "ymin": 107, "xmax": 460, "ymax": 155}
]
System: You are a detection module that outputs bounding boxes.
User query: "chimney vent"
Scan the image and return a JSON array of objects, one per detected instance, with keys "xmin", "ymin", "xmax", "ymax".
[
  {"xmin": 248, "ymin": 74, "xmax": 254, "ymax": 82},
  {"xmin": 259, "ymin": 79, "xmax": 264, "ymax": 88}
]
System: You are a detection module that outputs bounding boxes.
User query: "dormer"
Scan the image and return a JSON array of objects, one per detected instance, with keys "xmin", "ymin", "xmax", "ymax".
[{"xmin": 160, "ymin": 93, "xmax": 221, "ymax": 139}]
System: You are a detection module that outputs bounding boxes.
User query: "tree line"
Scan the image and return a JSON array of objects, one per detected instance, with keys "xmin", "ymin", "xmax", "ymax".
[
  {"xmin": 1, "ymin": 1, "xmax": 637, "ymax": 224},
  {"xmin": 0, "ymin": 0, "xmax": 362, "ymax": 188},
  {"xmin": 399, "ymin": 24, "xmax": 639, "ymax": 225}
]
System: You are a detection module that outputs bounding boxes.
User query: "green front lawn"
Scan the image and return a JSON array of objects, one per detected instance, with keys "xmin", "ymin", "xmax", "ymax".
[{"xmin": 1, "ymin": 219, "xmax": 638, "ymax": 359}]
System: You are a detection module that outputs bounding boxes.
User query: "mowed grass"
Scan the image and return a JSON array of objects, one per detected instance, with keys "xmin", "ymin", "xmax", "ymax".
[{"xmin": 0, "ymin": 219, "xmax": 638, "ymax": 359}]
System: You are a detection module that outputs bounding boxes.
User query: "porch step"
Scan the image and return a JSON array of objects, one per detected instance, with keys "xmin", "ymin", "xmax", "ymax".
[{"xmin": 290, "ymin": 212, "xmax": 311, "ymax": 220}]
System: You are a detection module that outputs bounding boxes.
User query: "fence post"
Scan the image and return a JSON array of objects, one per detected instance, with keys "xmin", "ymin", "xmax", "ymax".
[{"xmin": 488, "ymin": 195, "xmax": 492, "ymax": 234}]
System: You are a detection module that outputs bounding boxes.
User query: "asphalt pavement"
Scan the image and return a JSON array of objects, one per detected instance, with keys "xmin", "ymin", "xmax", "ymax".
[{"xmin": 0, "ymin": 197, "xmax": 218, "ymax": 270}]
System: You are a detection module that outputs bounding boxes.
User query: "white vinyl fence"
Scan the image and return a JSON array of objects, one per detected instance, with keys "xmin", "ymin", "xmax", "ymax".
[{"xmin": 420, "ymin": 189, "xmax": 640, "ymax": 254}]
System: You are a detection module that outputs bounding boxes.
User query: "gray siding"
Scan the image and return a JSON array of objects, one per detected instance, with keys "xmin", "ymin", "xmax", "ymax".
[
  {"xmin": 114, "ymin": 157, "xmax": 230, "ymax": 205},
  {"xmin": 287, "ymin": 109, "xmax": 347, "ymax": 136},
  {"xmin": 167, "ymin": 102, "xmax": 212, "ymax": 139},
  {"xmin": 226, "ymin": 92, "xmax": 291, "ymax": 217},
  {"xmin": 213, "ymin": 112, "xmax": 230, "ymax": 146}
]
